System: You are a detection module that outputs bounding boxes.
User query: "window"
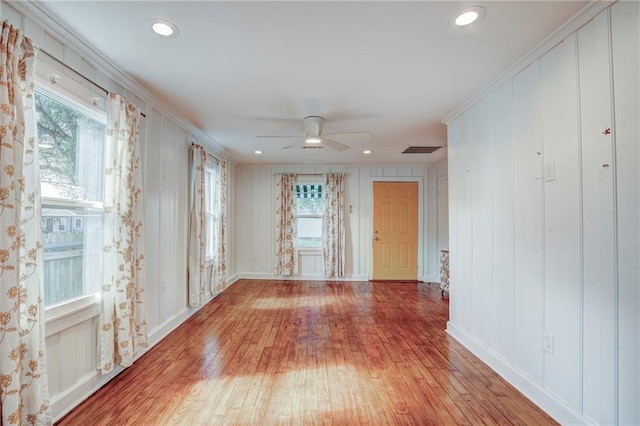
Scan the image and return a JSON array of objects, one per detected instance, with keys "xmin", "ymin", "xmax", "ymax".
[
  {"xmin": 36, "ymin": 85, "xmax": 106, "ymax": 306},
  {"xmin": 204, "ymin": 166, "xmax": 220, "ymax": 261},
  {"xmin": 296, "ymin": 183, "xmax": 323, "ymax": 248}
]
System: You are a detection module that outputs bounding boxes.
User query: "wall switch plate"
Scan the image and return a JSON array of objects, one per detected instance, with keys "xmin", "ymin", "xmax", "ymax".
[
  {"xmin": 543, "ymin": 332, "xmax": 554, "ymax": 354},
  {"xmin": 160, "ymin": 280, "xmax": 167, "ymax": 293},
  {"xmin": 544, "ymin": 161, "xmax": 556, "ymax": 182}
]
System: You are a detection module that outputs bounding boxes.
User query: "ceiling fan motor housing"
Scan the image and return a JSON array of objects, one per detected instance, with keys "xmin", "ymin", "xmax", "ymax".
[{"xmin": 304, "ymin": 115, "xmax": 323, "ymax": 136}]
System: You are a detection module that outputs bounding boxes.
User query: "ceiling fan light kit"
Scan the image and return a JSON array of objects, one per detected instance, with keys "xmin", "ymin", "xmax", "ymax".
[
  {"xmin": 257, "ymin": 115, "xmax": 371, "ymax": 152},
  {"xmin": 305, "ymin": 136, "xmax": 322, "ymax": 144}
]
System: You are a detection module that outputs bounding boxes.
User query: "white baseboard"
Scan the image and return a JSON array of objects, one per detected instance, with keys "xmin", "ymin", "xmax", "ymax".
[
  {"xmin": 421, "ymin": 274, "xmax": 438, "ymax": 283},
  {"xmin": 446, "ymin": 322, "xmax": 590, "ymax": 426},
  {"xmin": 50, "ymin": 368, "xmax": 120, "ymax": 421},
  {"xmin": 238, "ymin": 272, "xmax": 370, "ymax": 281}
]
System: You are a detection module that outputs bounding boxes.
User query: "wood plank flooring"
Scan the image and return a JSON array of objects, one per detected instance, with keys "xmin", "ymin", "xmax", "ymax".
[{"xmin": 57, "ymin": 280, "xmax": 556, "ymax": 425}]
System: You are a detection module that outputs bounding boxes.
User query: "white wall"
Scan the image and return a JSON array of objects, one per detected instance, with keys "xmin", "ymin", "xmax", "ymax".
[
  {"xmin": 236, "ymin": 165, "xmax": 440, "ymax": 282},
  {"xmin": 2, "ymin": 2, "xmax": 238, "ymax": 421},
  {"xmin": 444, "ymin": 3, "xmax": 639, "ymax": 424}
]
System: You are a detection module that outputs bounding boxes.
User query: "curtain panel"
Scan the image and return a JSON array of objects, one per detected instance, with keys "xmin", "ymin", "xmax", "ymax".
[
  {"xmin": 187, "ymin": 143, "xmax": 207, "ymax": 307},
  {"xmin": 322, "ymin": 173, "xmax": 346, "ymax": 277},
  {"xmin": 0, "ymin": 21, "xmax": 53, "ymax": 424},
  {"xmin": 99, "ymin": 93, "xmax": 148, "ymax": 374},
  {"xmin": 214, "ymin": 160, "xmax": 227, "ymax": 294},
  {"xmin": 274, "ymin": 173, "xmax": 298, "ymax": 276}
]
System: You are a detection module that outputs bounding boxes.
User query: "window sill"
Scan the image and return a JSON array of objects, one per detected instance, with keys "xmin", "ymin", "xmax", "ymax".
[
  {"xmin": 298, "ymin": 248, "xmax": 322, "ymax": 255},
  {"xmin": 44, "ymin": 292, "xmax": 101, "ymax": 337}
]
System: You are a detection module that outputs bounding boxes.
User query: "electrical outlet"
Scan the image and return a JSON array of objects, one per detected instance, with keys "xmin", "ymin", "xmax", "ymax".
[{"xmin": 543, "ymin": 332, "xmax": 554, "ymax": 354}]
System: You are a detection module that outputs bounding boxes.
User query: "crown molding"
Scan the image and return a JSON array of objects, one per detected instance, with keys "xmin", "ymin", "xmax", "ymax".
[
  {"xmin": 9, "ymin": 0, "xmax": 233, "ymax": 163},
  {"xmin": 442, "ymin": 0, "xmax": 615, "ymax": 125}
]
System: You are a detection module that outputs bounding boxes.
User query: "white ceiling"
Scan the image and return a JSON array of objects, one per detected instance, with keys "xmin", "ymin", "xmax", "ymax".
[{"xmin": 34, "ymin": 1, "xmax": 587, "ymax": 165}]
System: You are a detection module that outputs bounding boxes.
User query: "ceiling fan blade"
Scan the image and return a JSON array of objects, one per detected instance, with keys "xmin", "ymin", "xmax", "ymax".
[
  {"xmin": 257, "ymin": 135, "xmax": 302, "ymax": 139},
  {"xmin": 321, "ymin": 138, "xmax": 349, "ymax": 151},
  {"xmin": 322, "ymin": 132, "xmax": 371, "ymax": 140},
  {"xmin": 281, "ymin": 141, "xmax": 303, "ymax": 150}
]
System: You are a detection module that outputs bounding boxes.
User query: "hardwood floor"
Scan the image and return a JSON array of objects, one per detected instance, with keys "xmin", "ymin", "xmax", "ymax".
[{"xmin": 57, "ymin": 280, "xmax": 556, "ymax": 425}]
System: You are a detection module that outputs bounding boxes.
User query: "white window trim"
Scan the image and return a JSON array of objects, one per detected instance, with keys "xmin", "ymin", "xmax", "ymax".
[
  {"xmin": 295, "ymin": 180, "xmax": 323, "ymax": 250},
  {"xmin": 37, "ymin": 78, "xmax": 106, "ymax": 328},
  {"xmin": 44, "ymin": 292, "xmax": 101, "ymax": 337}
]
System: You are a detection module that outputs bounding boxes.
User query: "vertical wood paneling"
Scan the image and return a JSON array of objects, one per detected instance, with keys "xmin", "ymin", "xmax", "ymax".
[
  {"xmin": 58, "ymin": 328, "xmax": 78, "ymax": 390},
  {"xmin": 255, "ymin": 168, "xmax": 273, "ymax": 272},
  {"xmin": 236, "ymin": 168, "xmax": 252, "ymax": 273},
  {"xmin": 577, "ymin": 11, "xmax": 616, "ymax": 424},
  {"xmin": 611, "ymin": 2, "xmax": 640, "ymax": 423},
  {"xmin": 360, "ymin": 168, "xmax": 372, "ymax": 277},
  {"xmin": 145, "ymin": 108, "xmax": 163, "ymax": 328},
  {"xmin": 540, "ymin": 34, "xmax": 582, "ymax": 408},
  {"xmin": 489, "ymin": 81, "xmax": 515, "ymax": 364},
  {"xmin": 436, "ymin": 175, "xmax": 448, "ymax": 253},
  {"xmin": 446, "ymin": 123, "xmax": 460, "ymax": 327},
  {"xmin": 346, "ymin": 167, "xmax": 360, "ymax": 277},
  {"xmin": 425, "ymin": 167, "xmax": 438, "ymax": 279},
  {"xmin": 24, "ymin": 17, "xmax": 45, "ymax": 47},
  {"xmin": 175, "ymin": 127, "xmax": 189, "ymax": 308},
  {"xmin": 1, "ymin": 4, "xmax": 23, "ymax": 28},
  {"xmin": 512, "ymin": 61, "xmax": 544, "ymax": 382},
  {"xmin": 160, "ymin": 118, "xmax": 179, "ymax": 318},
  {"xmin": 45, "ymin": 335, "xmax": 60, "ymax": 396},
  {"xmin": 469, "ymin": 101, "xmax": 493, "ymax": 346},
  {"xmin": 454, "ymin": 114, "xmax": 473, "ymax": 333}
]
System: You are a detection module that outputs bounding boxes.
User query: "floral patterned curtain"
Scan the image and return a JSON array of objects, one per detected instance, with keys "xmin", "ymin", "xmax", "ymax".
[
  {"xmin": 0, "ymin": 21, "xmax": 53, "ymax": 424},
  {"xmin": 99, "ymin": 93, "xmax": 148, "ymax": 374},
  {"xmin": 188, "ymin": 143, "xmax": 206, "ymax": 307},
  {"xmin": 214, "ymin": 160, "xmax": 227, "ymax": 294},
  {"xmin": 322, "ymin": 173, "xmax": 346, "ymax": 277},
  {"xmin": 274, "ymin": 173, "xmax": 297, "ymax": 276}
]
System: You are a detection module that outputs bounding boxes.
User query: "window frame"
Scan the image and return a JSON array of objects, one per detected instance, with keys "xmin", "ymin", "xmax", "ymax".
[
  {"xmin": 35, "ymin": 77, "xmax": 107, "ymax": 319},
  {"xmin": 295, "ymin": 178, "xmax": 324, "ymax": 250},
  {"xmin": 204, "ymin": 165, "xmax": 219, "ymax": 263}
]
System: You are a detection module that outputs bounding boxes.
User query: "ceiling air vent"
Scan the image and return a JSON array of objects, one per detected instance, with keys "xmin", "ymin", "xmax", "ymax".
[
  {"xmin": 402, "ymin": 146, "xmax": 441, "ymax": 154},
  {"xmin": 302, "ymin": 145, "xmax": 324, "ymax": 150}
]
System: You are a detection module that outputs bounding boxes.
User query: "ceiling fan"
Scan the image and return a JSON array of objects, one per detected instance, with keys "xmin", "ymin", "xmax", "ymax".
[{"xmin": 257, "ymin": 116, "xmax": 371, "ymax": 151}]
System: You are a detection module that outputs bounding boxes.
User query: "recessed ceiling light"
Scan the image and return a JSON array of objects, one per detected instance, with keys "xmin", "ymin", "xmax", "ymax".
[
  {"xmin": 452, "ymin": 6, "xmax": 485, "ymax": 28},
  {"xmin": 305, "ymin": 136, "xmax": 322, "ymax": 144},
  {"xmin": 254, "ymin": 150, "xmax": 263, "ymax": 155},
  {"xmin": 150, "ymin": 19, "xmax": 179, "ymax": 37},
  {"xmin": 363, "ymin": 150, "xmax": 373, "ymax": 155}
]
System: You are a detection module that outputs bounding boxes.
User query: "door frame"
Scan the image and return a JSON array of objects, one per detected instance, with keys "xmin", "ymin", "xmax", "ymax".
[{"xmin": 368, "ymin": 177, "xmax": 424, "ymax": 280}]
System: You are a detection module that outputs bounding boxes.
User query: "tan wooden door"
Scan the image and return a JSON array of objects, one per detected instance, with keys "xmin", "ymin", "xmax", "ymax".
[{"xmin": 372, "ymin": 181, "xmax": 418, "ymax": 280}]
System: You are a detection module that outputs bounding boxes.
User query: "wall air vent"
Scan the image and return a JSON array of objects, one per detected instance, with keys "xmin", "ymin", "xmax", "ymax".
[{"xmin": 402, "ymin": 146, "xmax": 441, "ymax": 154}]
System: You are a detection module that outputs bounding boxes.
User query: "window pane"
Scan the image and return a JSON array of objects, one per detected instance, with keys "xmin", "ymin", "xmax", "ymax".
[
  {"xmin": 297, "ymin": 217, "xmax": 322, "ymax": 248},
  {"xmin": 42, "ymin": 204, "xmax": 102, "ymax": 305},
  {"xmin": 36, "ymin": 89, "xmax": 106, "ymax": 306},
  {"xmin": 36, "ymin": 91, "xmax": 105, "ymax": 202}
]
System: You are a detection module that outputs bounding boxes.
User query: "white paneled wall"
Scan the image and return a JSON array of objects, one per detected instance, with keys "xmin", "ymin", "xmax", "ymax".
[
  {"xmin": 611, "ymin": 3, "xmax": 640, "ymax": 424},
  {"xmin": 3, "ymin": 2, "xmax": 237, "ymax": 421},
  {"xmin": 445, "ymin": 3, "xmax": 639, "ymax": 424},
  {"xmin": 236, "ymin": 165, "xmax": 440, "ymax": 282}
]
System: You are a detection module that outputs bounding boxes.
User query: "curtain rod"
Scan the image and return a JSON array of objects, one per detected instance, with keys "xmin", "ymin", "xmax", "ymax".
[{"xmin": 39, "ymin": 49, "xmax": 147, "ymax": 118}]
